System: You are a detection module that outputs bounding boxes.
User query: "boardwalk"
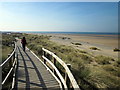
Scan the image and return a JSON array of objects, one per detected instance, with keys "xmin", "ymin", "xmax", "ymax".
[{"xmin": 15, "ymin": 41, "xmax": 60, "ymax": 89}]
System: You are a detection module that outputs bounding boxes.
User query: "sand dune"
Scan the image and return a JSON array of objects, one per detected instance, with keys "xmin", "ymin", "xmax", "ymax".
[{"xmin": 34, "ymin": 33, "xmax": 119, "ymax": 59}]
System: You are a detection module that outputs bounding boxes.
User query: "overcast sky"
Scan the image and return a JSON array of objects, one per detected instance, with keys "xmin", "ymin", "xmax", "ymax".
[{"xmin": 0, "ymin": 2, "xmax": 118, "ymax": 32}]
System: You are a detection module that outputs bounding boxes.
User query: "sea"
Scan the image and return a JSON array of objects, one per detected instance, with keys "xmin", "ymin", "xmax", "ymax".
[{"xmin": 18, "ymin": 31, "xmax": 119, "ymax": 35}]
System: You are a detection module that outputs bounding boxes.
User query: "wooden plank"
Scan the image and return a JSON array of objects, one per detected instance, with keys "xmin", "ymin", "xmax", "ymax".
[
  {"xmin": 15, "ymin": 41, "xmax": 60, "ymax": 89},
  {"xmin": 42, "ymin": 55, "xmax": 68, "ymax": 89},
  {"xmin": 42, "ymin": 48, "xmax": 80, "ymax": 89}
]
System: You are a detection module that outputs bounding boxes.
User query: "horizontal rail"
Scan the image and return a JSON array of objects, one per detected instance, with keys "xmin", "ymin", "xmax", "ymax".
[
  {"xmin": 42, "ymin": 48, "xmax": 80, "ymax": 89},
  {"xmin": 42, "ymin": 55, "xmax": 68, "ymax": 89},
  {"xmin": 0, "ymin": 42, "xmax": 17, "ymax": 89},
  {"xmin": 2, "ymin": 58, "xmax": 16, "ymax": 85},
  {"xmin": 11, "ymin": 54, "xmax": 18, "ymax": 89},
  {"xmin": 0, "ymin": 42, "xmax": 16, "ymax": 68}
]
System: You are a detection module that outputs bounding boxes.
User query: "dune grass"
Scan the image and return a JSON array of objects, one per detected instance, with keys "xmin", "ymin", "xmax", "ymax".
[
  {"xmin": 2, "ymin": 34, "xmax": 15, "ymax": 62},
  {"xmin": 2, "ymin": 46, "xmax": 13, "ymax": 62},
  {"xmin": 19, "ymin": 33, "xmax": 120, "ymax": 89},
  {"xmin": 2, "ymin": 33, "xmax": 15, "ymax": 89}
]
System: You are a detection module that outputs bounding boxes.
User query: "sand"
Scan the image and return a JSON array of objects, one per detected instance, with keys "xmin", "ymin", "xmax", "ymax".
[{"xmin": 32, "ymin": 33, "xmax": 119, "ymax": 59}]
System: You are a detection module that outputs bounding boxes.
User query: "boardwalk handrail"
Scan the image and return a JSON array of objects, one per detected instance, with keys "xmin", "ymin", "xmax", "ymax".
[
  {"xmin": 42, "ymin": 55, "xmax": 68, "ymax": 89},
  {"xmin": 42, "ymin": 48, "xmax": 80, "ymax": 89},
  {"xmin": 0, "ymin": 42, "xmax": 17, "ymax": 88}
]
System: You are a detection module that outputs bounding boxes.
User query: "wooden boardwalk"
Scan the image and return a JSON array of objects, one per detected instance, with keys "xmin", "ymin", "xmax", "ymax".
[{"xmin": 15, "ymin": 41, "xmax": 60, "ymax": 89}]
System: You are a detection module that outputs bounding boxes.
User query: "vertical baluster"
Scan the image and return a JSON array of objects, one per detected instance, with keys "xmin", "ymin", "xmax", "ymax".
[
  {"xmin": 53, "ymin": 58, "xmax": 56, "ymax": 75},
  {"xmin": 8, "ymin": 54, "xmax": 12, "ymax": 68},
  {"xmin": 65, "ymin": 64, "xmax": 71, "ymax": 89},
  {"xmin": 0, "ymin": 66, "xmax": 2, "ymax": 90},
  {"xmin": 44, "ymin": 51, "xmax": 46, "ymax": 64}
]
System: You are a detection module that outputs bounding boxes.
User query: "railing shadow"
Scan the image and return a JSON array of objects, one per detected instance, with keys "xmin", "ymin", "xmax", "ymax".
[
  {"xmin": 17, "ymin": 46, "xmax": 47, "ymax": 90},
  {"xmin": 24, "ymin": 49, "xmax": 47, "ymax": 90},
  {"xmin": 17, "ymin": 46, "xmax": 30, "ymax": 90}
]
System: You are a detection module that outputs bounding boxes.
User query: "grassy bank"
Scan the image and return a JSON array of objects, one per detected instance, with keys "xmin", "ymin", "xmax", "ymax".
[
  {"xmin": 2, "ymin": 34, "xmax": 15, "ymax": 62},
  {"xmin": 21, "ymin": 33, "xmax": 120, "ymax": 89},
  {"xmin": 2, "ymin": 33, "xmax": 16, "ymax": 89}
]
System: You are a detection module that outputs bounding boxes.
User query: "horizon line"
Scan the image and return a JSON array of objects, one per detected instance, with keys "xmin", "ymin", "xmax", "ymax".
[{"xmin": 1, "ymin": 31, "xmax": 118, "ymax": 33}]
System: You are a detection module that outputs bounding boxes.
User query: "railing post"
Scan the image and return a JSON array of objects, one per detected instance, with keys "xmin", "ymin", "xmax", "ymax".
[
  {"xmin": 53, "ymin": 58, "xmax": 56, "ymax": 74},
  {"xmin": 47, "ymin": 53, "xmax": 51, "ymax": 60},
  {"xmin": 65, "ymin": 64, "xmax": 71, "ymax": 89},
  {"xmin": 0, "ymin": 66, "xmax": 2, "ymax": 90},
  {"xmin": 8, "ymin": 54, "xmax": 12, "ymax": 68},
  {"xmin": 43, "ymin": 51, "xmax": 46, "ymax": 64}
]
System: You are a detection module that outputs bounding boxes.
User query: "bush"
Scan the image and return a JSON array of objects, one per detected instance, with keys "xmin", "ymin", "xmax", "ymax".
[
  {"xmin": 115, "ymin": 59, "xmax": 120, "ymax": 67},
  {"xmin": 72, "ymin": 42, "xmax": 82, "ymax": 45},
  {"xmin": 113, "ymin": 48, "xmax": 120, "ymax": 52},
  {"xmin": 90, "ymin": 47, "xmax": 100, "ymax": 50}
]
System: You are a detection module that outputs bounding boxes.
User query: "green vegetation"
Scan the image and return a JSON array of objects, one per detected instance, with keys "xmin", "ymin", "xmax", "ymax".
[
  {"xmin": 95, "ymin": 55, "xmax": 114, "ymax": 65},
  {"xmin": 90, "ymin": 47, "xmax": 100, "ymax": 50},
  {"xmin": 2, "ymin": 46, "xmax": 13, "ymax": 61},
  {"xmin": 71, "ymin": 42, "xmax": 82, "ymax": 45},
  {"xmin": 113, "ymin": 48, "xmax": 120, "ymax": 52},
  {"xmin": 61, "ymin": 37, "xmax": 70, "ymax": 40},
  {"xmin": 2, "ymin": 33, "xmax": 15, "ymax": 62},
  {"xmin": 2, "ymin": 33, "xmax": 119, "ymax": 89},
  {"xmin": 21, "ymin": 33, "xmax": 120, "ymax": 89},
  {"xmin": 2, "ymin": 33, "xmax": 17, "ymax": 89}
]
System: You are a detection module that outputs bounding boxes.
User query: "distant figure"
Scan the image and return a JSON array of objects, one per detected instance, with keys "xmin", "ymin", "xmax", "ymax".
[{"xmin": 21, "ymin": 37, "xmax": 27, "ymax": 51}]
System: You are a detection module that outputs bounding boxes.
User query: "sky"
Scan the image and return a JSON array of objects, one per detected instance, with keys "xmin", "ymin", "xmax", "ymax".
[{"xmin": 0, "ymin": 2, "xmax": 118, "ymax": 32}]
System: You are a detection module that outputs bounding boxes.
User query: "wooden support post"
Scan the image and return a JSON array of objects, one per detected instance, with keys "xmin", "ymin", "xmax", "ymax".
[
  {"xmin": 47, "ymin": 54, "xmax": 51, "ymax": 60},
  {"xmin": 65, "ymin": 64, "xmax": 71, "ymax": 89},
  {"xmin": 0, "ymin": 66, "xmax": 2, "ymax": 90},
  {"xmin": 13, "ymin": 52, "xmax": 15, "ymax": 60},
  {"xmin": 42, "ymin": 50, "xmax": 44, "ymax": 56},
  {"xmin": 12, "ymin": 53, "xmax": 15, "ymax": 64},
  {"xmin": 8, "ymin": 54, "xmax": 12, "ymax": 68},
  {"xmin": 44, "ymin": 59, "xmax": 46, "ymax": 65},
  {"xmin": 43, "ymin": 51, "xmax": 46, "ymax": 64},
  {"xmin": 53, "ymin": 58, "xmax": 56, "ymax": 74},
  {"xmin": 16, "ymin": 53, "xmax": 18, "ymax": 61}
]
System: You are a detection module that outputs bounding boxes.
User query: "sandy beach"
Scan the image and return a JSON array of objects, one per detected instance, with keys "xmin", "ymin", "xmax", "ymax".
[{"xmin": 32, "ymin": 33, "xmax": 119, "ymax": 59}]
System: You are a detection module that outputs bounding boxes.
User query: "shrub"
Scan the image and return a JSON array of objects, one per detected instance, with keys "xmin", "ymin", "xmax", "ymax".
[
  {"xmin": 113, "ymin": 48, "xmax": 120, "ymax": 52},
  {"xmin": 61, "ymin": 37, "xmax": 70, "ymax": 40},
  {"xmin": 117, "ymin": 59, "xmax": 120, "ymax": 64},
  {"xmin": 90, "ymin": 47, "xmax": 100, "ymax": 50},
  {"xmin": 72, "ymin": 42, "xmax": 82, "ymax": 45},
  {"xmin": 115, "ymin": 59, "xmax": 120, "ymax": 67}
]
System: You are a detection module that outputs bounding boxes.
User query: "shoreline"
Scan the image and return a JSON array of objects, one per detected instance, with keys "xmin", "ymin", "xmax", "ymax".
[{"xmin": 28, "ymin": 33, "xmax": 119, "ymax": 59}]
